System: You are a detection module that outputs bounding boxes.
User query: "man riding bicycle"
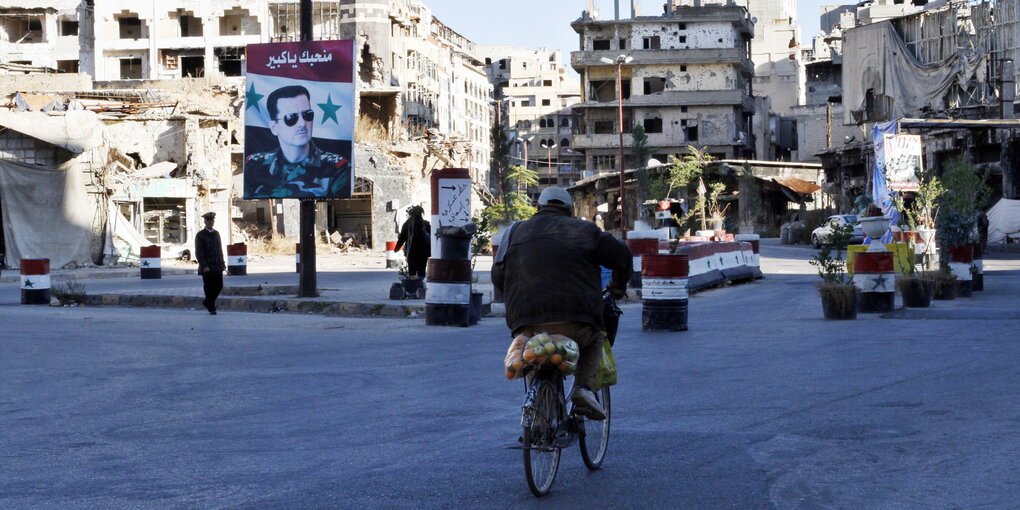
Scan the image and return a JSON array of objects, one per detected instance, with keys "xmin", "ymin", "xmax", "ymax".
[{"xmin": 493, "ymin": 187, "xmax": 632, "ymax": 421}]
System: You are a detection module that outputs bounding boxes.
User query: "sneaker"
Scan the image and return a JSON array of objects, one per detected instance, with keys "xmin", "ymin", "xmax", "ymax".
[{"xmin": 570, "ymin": 386, "xmax": 606, "ymax": 421}]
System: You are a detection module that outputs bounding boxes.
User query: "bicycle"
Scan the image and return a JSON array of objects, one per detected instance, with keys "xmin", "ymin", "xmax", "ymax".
[{"xmin": 519, "ymin": 292, "xmax": 620, "ymax": 497}]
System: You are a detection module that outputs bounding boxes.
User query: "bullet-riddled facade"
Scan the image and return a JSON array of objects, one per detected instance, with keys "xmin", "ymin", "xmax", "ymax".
[{"xmin": 569, "ymin": 3, "xmax": 755, "ymax": 174}]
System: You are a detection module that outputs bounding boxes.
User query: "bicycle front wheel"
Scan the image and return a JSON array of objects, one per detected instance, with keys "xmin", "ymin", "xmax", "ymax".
[
  {"xmin": 579, "ymin": 385, "xmax": 611, "ymax": 470},
  {"xmin": 523, "ymin": 378, "xmax": 563, "ymax": 497}
]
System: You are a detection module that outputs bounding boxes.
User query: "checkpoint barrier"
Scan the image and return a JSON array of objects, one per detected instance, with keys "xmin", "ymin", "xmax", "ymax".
[
  {"xmin": 140, "ymin": 245, "xmax": 161, "ymax": 279},
  {"xmin": 227, "ymin": 243, "xmax": 247, "ymax": 276},
  {"xmin": 671, "ymin": 241, "xmax": 758, "ymax": 292},
  {"xmin": 948, "ymin": 245, "xmax": 974, "ymax": 297},
  {"xmin": 425, "ymin": 258, "xmax": 471, "ymax": 327},
  {"xmin": 626, "ymin": 237, "xmax": 660, "ymax": 289},
  {"xmin": 641, "ymin": 254, "xmax": 689, "ymax": 331},
  {"xmin": 971, "ymin": 242, "xmax": 983, "ymax": 291},
  {"xmin": 853, "ymin": 251, "xmax": 896, "ymax": 313},
  {"xmin": 385, "ymin": 241, "xmax": 401, "ymax": 269},
  {"xmin": 20, "ymin": 258, "xmax": 51, "ymax": 305},
  {"xmin": 734, "ymin": 234, "xmax": 763, "ymax": 278}
]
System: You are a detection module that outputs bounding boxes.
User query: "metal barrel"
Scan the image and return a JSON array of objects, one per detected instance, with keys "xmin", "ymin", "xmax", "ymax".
[
  {"xmin": 140, "ymin": 245, "xmax": 161, "ymax": 279},
  {"xmin": 948, "ymin": 245, "xmax": 974, "ymax": 297},
  {"xmin": 20, "ymin": 258, "xmax": 51, "ymax": 305},
  {"xmin": 227, "ymin": 243, "xmax": 247, "ymax": 276},
  {"xmin": 424, "ymin": 258, "xmax": 471, "ymax": 327},
  {"xmin": 640, "ymin": 253, "xmax": 690, "ymax": 332},
  {"xmin": 853, "ymin": 251, "xmax": 895, "ymax": 313}
]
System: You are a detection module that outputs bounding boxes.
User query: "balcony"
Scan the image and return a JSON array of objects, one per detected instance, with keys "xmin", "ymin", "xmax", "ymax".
[
  {"xmin": 571, "ymin": 48, "xmax": 752, "ymax": 74},
  {"xmin": 573, "ymin": 89, "xmax": 754, "ymax": 111}
]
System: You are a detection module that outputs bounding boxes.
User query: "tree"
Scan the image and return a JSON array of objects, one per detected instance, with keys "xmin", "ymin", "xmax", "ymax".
[
  {"xmin": 631, "ymin": 125, "xmax": 653, "ymax": 221},
  {"xmin": 666, "ymin": 145, "xmax": 715, "ymax": 198},
  {"xmin": 482, "ymin": 164, "xmax": 538, "ymax": 225},
  {"xmin": 490, "ymin": 122, "xmax": 513, "ymax": 202}
]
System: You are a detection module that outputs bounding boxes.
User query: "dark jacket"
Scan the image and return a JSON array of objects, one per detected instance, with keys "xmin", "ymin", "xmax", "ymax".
[
  {"xmin": 492, "ymin": 207, "xmax": 632, "ymax": 332},
  {"xmin": 195, "ymin": 228, "xmax": 225, "ymax": 273},
  {"xmin": 394, "ymin": 216, "xmax": 431, "ymax": 276}
]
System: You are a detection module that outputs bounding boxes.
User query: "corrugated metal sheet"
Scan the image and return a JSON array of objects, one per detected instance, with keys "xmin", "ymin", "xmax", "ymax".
[{"xmin": 773, "ymin": 176, "xmax": 821, "ymax": 195}]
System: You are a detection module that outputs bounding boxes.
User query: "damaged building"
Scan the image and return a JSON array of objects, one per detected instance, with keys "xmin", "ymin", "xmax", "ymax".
[
  {"xmin": 803, "ymin": 0, "xmax": 1020, "ymax": 211},
  {"xmin": 477, "ymin": 46, "xmax": 583, "ymax": 187},
  {"xmin": 1, "ymin": 0, "xmax": 494, "ymax": 263},
  {"xmin": 569, "ymin": 0, "xmax": 756, "ymax": 177}
]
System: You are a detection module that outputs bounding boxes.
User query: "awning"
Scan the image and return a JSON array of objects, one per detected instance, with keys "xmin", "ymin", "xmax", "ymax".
[{"xmin": 773, "ymin": 176, "xmax": 821, "ymax": 195}]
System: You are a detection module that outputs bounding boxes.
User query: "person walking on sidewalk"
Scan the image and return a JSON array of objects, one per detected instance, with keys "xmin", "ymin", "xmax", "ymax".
[
  {"xmin": 195, "ymin": 212, "xmax": 225, "ymax": 315},
  {"xmin": 394, "ymin": 205, "xmax": 431, "ymax": 279},
  {"xmin": 492, "ymin": 187, "xmax": 632, "ymax": 420}
]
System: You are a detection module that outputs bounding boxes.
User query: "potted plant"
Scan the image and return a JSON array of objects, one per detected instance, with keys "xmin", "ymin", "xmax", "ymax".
[
  {"xmin": 809, "ymin": 221, "xmax": 859, "ymax": 319},
  {"xmin": 935, "ymin": 159, "xmax": 990, "ymax": 297},
  {"xmin": 930, "ymin": 268, "xmax": 958, "ymax": 300}
]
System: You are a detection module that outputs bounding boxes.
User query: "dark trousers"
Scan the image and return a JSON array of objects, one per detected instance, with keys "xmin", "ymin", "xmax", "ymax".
[{"xmin": 202, "ymin": 272, "xmax": 223, "ymax": 309}]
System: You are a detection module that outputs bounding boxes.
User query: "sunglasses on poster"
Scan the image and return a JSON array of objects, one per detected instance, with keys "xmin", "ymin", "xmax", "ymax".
[{"xmin": 275, "ymin": 110, "xmax": 315, "ymax": 126}]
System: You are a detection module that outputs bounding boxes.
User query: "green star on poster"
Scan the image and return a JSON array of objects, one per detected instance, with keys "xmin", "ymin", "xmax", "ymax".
[
  {"xmin": 317, "ymin": 95, "xmax": 342, "ymax": 125},
  {"xmin": 246, "ymin": 83, "xmax": 264, "ymax": 111}
]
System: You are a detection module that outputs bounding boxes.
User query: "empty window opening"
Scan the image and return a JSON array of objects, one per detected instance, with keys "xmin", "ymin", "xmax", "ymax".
[
  {"xmin": 541, "ymin": 99, "xmax": 551, "ymax": 106},
  {"xmin": 679, "ymin": 35, "xmax": 687, "ymax": 44},
  {"xmin": 593, "ymin": 121, "xmax": 615, "ymax": 134},
  {"xmin": 117, "ymin": 13, "xmax": 145, "ymax": 39},
  {"xmin": 560, "ymin": 118, "xmax": 571, "ymax": 127},
  {"xmin": 539, "ymin": 118, "xmax": 548, "ymax": 128},
  {"xmin": 643, "ymin": 118, "xmax": 663, "ymax": 133},
  {"xmin": 619, "ymin": 38, "xmax": 627, "ymax": 50},
  {"xmin": 543, "ymin": 79, "xmax": 553, "ymax": 87},
  {"xmin": 593, "ymin": 155, "xmax": 616, "ymax": 170},
  {"xmin": 593, "ymin": 38, "xmax": 611, "ymax": 50},
  {"xmin": 643, "ymin": 36, "xmax": 660, "ymax": 50},
  {"xmin": 120, "ymin": 57, "xmax": 143, "ymax": 79},
  {"xmin": 678, "ymin": 23, "xmax": 687, "ymax": 30},
  {"xmin": 499, "ymin": 59, "xmax": 507, "ymax": 70},
  {"xmin": 680, "ymin": 65, "xmax": 687, "ymax": 72},
  {"xmin": 143, "ymin": 198, "xmax": 187, "ymax": 245},
  {"xmin": 219, "ymin": 7, "xmax": 260, "ymax": 36},
  {"xmin": 644, "ymin": 77, "xmax": 666, "ymax": 95},
  {"xmin": 560, "ymin": 138, "xmax": 571, "ymax": 147},
  {"xmin": 57, "ymin": 60, "xmax": 78, "ymax": 73},
  {"xmin": 685, "ymin": 125, "xmax": 698, "ymax": 142},
  {"xmin": 590, "ymin": 79, "xmax": 631, "ymax": 102},
  {"xmin": 681, "ymin": 106, "xmax": 688, "ymax": 113},
  {"xmin": 215, "ymin": 47, "xmax": 244, "ymax": 76},
  {"xmin": 176, "ymin": 10, "xmax": 203, "ymax": 37},
  {"xmin": 180, "ymin": 56, "xmax": 205, "ymax": 77},
  {"xmin": 2, "ymin": 15, "xmax": 46, "ymax": 43},
  {"xmin": 59, "ymin": 19, "xmax": 79, "ymax": 36}
]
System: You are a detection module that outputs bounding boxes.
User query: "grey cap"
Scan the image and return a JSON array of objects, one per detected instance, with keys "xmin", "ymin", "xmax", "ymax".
[
  {"xmin": 201, "ymin": 212, "xmax": 216, "ymax": 219},
  {"xmin": 538, "ymin": 187, "xmax": 573, "ymax": 207}
]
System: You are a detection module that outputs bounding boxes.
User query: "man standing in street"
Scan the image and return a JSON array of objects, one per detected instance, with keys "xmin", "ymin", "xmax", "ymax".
[{"xmin": 195, "ymin": 212, "xmax": 225, "ymax": 315}]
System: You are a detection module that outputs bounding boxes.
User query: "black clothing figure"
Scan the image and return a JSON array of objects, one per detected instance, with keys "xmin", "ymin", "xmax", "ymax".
[
  {"xmin": 394, "ymin": 213, "xmax": 431, "ymax": 279},
  {"xmin": 195, "ymin": 225, "xmax": 225, "ymax": 314}
]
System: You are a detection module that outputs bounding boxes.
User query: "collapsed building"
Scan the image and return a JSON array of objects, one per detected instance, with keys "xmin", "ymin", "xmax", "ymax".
[
  {"xmin": 1, "ymin": 0, "xmax": 494, "ymax": 268},
  {"xmin": 796, "ymin": 0, "xmax": 1020, "ymax": 212}
]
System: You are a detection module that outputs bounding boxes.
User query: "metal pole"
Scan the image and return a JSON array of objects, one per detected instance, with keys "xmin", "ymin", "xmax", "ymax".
[
  {"xmin": 298, "ymin": 0, "xmax": 317, "ymax": 298},
  {"xmin": 617, "ymin": 61, "xmax": 627, "ymax": 239}
]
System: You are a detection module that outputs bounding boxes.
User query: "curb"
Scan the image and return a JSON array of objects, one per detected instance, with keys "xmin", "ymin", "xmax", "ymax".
[
  {"xmin": 83, "ymin": 293, "xmax": 425, "ymax": 318},
  {"xmin": 0, "ymin": 268, "xmax": 195, "ymax": 284}
]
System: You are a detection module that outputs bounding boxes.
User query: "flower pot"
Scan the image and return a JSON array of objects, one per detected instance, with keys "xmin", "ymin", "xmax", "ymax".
[
  {"xmin": 859, "ymin": 216, "xmax": 890, "ymax": 248},
  {"xmin": 898, "ymin": 278, "xmax": 933, "ymax": 308},
  {"xmin": 819, "ymin": 284, "xmax": 859, "ymax": 320}
]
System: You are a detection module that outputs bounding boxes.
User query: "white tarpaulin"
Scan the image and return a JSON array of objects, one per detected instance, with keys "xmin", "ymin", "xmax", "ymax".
[
  {"xmin": 0, "ymin": 110, "xmax": 102, "ymax": 153},
  {"xmin": 0, "ymin": 158, "xmax": 95, "ymax": 269},
  {"xmin": 844, "ymin": 21, "xmax": 986, "ymax": 124},
  {"xmin": 987, "ymin": 198, "xmax": 1020, "ymax": 244}
]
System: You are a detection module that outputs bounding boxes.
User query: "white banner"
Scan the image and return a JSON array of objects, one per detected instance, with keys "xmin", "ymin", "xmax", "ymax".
[{"xmin": 884, "ymin": 134, "xmax": 922, "ymax": 191}]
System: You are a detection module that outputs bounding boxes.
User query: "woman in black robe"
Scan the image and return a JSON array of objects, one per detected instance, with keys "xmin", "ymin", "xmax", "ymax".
[{"xmin": 394, "ymin": 205, "xmax": 431, "ymax": 278}]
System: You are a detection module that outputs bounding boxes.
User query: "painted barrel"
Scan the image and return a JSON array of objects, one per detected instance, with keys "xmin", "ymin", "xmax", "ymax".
[
  {"xmin": 20, "ymin": 258, "xmax": 51, "ymax": 305},
  {"xmin": 425, "ymin": 258, "xmax": 471, "ymax": 327},
  {"xmin": 626, "ymin": 238, "xmax": 659, "ymax": 289},
  {"xmin": 853, "ymin": 251, "xmax": 895, "ymax": 313},
  {"xmin": 385, "ymin": 241, "xmax": 401, "ymax": 269},
  {"xmin": 227, "ymin": 243, "xmax": 247, "ymax": 276},
  {"xmin": 295, "ymin": 243, "xmax": 301, "ymax": 273},
  {"xmin": 734, "ymin": 234, "xmax": 762, "ymax": 278},
  {"xmin": 140, "ymin": 245, "xmax": 161, "ymax": 279},
  {"xmin": 641, "ymin": 253, "xmax": 690, "ymax": 332},
  {"xmin": 948, "ymin": 245, "xmax": 974, "ymax": 297},
  {"xmin": 970, "ymin": 242, "xmax": 983, "ymax": 291}
]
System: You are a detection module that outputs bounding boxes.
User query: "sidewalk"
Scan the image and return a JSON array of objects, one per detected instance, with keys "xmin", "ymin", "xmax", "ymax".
[{"xmin": 1, "ymin": 253, "xmax": 497, "ymax": 318}]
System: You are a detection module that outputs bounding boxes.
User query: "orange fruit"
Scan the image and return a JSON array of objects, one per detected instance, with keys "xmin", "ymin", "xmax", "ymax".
[{"xmin": 549, "ymin": 353, "xmax": 562, "ymax": 365}]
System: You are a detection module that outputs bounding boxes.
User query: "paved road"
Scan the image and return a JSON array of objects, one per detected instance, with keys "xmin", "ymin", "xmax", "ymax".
[{"xmin": 2, "ymin": 244, "xmax": 1020, "ymax": 508}]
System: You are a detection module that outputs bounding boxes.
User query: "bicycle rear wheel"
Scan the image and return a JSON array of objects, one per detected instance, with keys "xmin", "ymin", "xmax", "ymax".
[
  {"xmin": 523, "ymin": 378, "xmax": 563, "ymax": 497},
  {"xmin": 579, "ymin": 386, "xmax": 611, "ymax": 470}
]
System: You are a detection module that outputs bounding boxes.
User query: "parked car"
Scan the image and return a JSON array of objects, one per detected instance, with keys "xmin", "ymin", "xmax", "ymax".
[{"xmin": 811, "ymin": 214, "xmax": 864, "ymax": 248}]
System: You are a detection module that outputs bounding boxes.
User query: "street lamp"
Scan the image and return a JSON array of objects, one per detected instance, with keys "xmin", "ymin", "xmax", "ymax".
[{"xmin": 600, "ymin": 54, "xmax": 633, "ymax": 238}]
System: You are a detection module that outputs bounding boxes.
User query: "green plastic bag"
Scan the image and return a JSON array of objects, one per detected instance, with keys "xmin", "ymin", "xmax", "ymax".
[{"xmin": 594, "ymin": 339, "xmax": 617, "ymax": 389}]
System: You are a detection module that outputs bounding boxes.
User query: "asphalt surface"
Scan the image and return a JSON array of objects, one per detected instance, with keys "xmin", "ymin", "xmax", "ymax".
[{"xmin": 2, "ymin": 242, "xmax": 1020, "ymax": 509}]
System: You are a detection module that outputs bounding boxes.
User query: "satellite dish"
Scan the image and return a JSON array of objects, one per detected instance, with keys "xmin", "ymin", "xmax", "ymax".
[{"xmin": 751, "ymin": 17, "xmax": 758, "ymax": 24}]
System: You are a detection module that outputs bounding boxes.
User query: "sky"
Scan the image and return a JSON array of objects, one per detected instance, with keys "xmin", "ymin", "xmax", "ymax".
[{"xmin": 423, "ymin": 0, "xmax": 830, "ymax": 69}]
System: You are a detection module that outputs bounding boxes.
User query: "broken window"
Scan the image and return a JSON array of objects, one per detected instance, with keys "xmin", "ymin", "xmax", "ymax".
[
  {"xmin": 117, "ymin": 14, "xmax": 144, "ymax": 39},
  {"xmin": 590, "ymin": 80, "xmax": 631, "ymax": 102},
  {"xmin": 215, "ymin": 47, "xmax": 244, "ymax": 76},
  {"xmin": 593, "ymin": 38, "xmax": 611, "ymax": 50},
  {"xmin": 643, "ymin": 77, "xmax": 666, "ymax": 95},
  {"xmin": 59, "ymin": 19, "xmax": 78, "ymax": 36},
  {"xmin": 679, "ymin": 36, "xmax": 687, "ymax": 44},
  {"xmin": 593, "ymin": 155, "xmax": 616, "ymax": 170},
  {"xmin": 543, "ymin": 79, "xmax": 553, "ymax": 87},
  {"xmin": 143, "ymin": 198, "xmax": 187, "ymax": 245},
  {"xmin": 180, "ymin": 56, "xmax": 204, "ymax": 78},
  {"xmin": 680, "ymin": 65, "xmax": 687, "ymax": 72},
  {"xmin": 176, "ymin": 10, "xmax": 203, "ymax": 37},
  {"xmin": 679, "ymin": 23, "xmax": 687, "ymax": 30},
  {"xmin": 542, "ymin": 99, "xmax": 551, "ymax": 106},
  {"xmin": 643, "ymin": 36, "xmax": 660, "ymax": 50},
  {"xmin": 1, "ymin": 15, "xmax": 45, "ymax": 44},
  {"xmin": 643, "ymin": 118, "xmax": 663, "ymax": 133},
  {"xmin": 560, "ymin": 138, "xmax": 571, "ymax": 148},
  {"xmin": 120, "ymin": 58, "xmax": 143, "ymax": 79},
  {"xmin": 685, "ymin": 125, "xmax": 698, "ymax": 142},
  {"xmin": 219, "ymin": 7, "xmax": 260, "ymax": 36},
  {"xmin": 57, "ymin": 60, "xmax": 78, "ymax": 73},
  {"xmin": 593, "ymin": 121, "xmax": 614, "ymax": 134},
  {"xmin": 619, "ymin": 39, "xmax": 627, "ymax": 50},
  {"xmin": 499, "ymin": 59, "xmax": 507, "ymax": 70}
]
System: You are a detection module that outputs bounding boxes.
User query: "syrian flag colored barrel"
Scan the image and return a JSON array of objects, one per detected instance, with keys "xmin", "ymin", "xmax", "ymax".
[
  {"xmin": 948, "ymin": 245, "xmax": 974, "ymax": 297},
  {"xmin": 385, "ymin": 241, "xmax": 400, "ymax": 269},
  {"xmin": 641, "ymin": 253, "xmax": 690, "ymax": 331},
  {"xmin": 227, "ymin": 243, "xmax": 248, "ymax": 276},
  {"xmin": 852, "ymin": 251, "xmax": 895, "ymax": 313},
  {"xmin": 295, "ymin": 243, "xmax": 301, "ymax": 273},
  {"xmin": 626, "ymin": 237, "xmax": 659, "ymax": 289},
  {"xmin": 424, "ymin": 258, "xmax": 471, "ymax": 327},
  {"xmin": 140, "ymin": 245, "xmax": 161, "ymax": 279},
  {"xmin": 970, "ymin": 242, "xmax": 983, "ymax": 291},
  {"xmin": 20, "ymin": 258, "xmax": 51, "ymax": 305}
]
